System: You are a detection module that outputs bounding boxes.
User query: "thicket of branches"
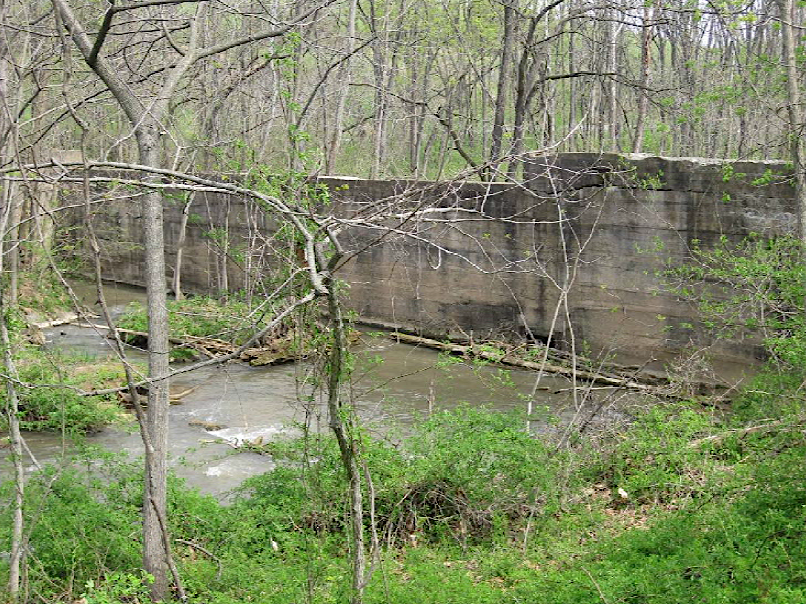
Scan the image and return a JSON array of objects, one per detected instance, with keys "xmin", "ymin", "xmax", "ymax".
[{"xmin": 0, "ymin": 0, "xmax": 799, "ymax": 182}]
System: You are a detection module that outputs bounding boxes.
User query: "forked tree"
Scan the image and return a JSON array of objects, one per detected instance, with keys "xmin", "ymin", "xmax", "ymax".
[{"xmin": 47, "ymin": 0, "xmax": 337, "ymax": 599}]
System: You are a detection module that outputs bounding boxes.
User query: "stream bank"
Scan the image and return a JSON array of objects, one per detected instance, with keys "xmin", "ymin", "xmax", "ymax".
[{"xmin": 3, "ymin": 281, "xmax": 635, "ymax": 498}]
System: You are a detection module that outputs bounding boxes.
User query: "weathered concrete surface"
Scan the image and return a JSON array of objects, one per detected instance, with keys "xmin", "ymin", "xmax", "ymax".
[{"xmin": 74, "ymin": 153, "xmax": 795, "ymax": 378}]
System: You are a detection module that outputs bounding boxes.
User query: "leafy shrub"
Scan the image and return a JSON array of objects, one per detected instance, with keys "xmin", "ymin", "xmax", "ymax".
[
  {"xmin": 668, "ymin": 235, "xmax": 806, "ymax": 370},
  {"xmin": 118, "ymin": 297, "xmax": 274, "ymax": 344},
  {"xmin": 595, "ymin": 403, "xmax": 717, "ymax": 503},
  {"xmin": 81, "ymin": 572, "xmax": 154, "ymax": 604},
  {"xmin": 389, "ymin": 407, "xmax": 560, "ymax": 542},
  {"xmin": 0, "ymin": 455, "xmax": 233, "ymax": 602},
  {"xmin": 0, "ymin": 351, "xmax": 125, "ymax": 434},
  {"xmin": 0, "ymin": 461, "xmax": 142, "ymax": 599},
  {"xmin": 236, "ymin": 407, "xmax": 562, "ymax": 547}
]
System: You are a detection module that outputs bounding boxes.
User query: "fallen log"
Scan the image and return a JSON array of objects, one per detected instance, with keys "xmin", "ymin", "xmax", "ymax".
[
  {"xmin": 117, "ymin": 384, "xmax": 198, "ymax": 407},
  {"xmin": 74, "ymin": 321, "xmax": 236, "ymax": 350},
  {"xmin": 389, "ymin": 332, "xmax": 665, "ymax": 393},
  {"xmin": 71, "ymin": 322, "xmax": 301, "ymax": 366},
  {"xmin": 32, "ymin": 312, "xmax": 81, "ymax": 329}
]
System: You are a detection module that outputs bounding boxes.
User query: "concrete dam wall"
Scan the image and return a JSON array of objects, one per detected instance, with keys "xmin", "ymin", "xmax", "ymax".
[{"xmin": 78, "ymin": 153, "xmax": 795, "ymax": 377}]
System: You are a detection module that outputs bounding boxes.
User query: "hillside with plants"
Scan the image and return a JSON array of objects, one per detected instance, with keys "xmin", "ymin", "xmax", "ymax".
[{"xmin": 1, "ymin": 0, "xmax": 806, "ymax": 602}]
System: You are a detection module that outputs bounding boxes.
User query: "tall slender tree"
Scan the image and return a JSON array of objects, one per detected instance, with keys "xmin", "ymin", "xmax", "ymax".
[
  {"xmin": 48, "ymin": 1, "xmax": 336, "ymax": 598},
  {"xmin": 778, "ymin": 0, "xmax": 806, "ymax": 244}
]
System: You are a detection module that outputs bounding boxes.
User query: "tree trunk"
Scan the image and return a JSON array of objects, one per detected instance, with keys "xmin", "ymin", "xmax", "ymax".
[
  {"xmin": 370, "ymin": 3, "xmax": 389, "ymax": 179},
  {"xmin": 1, "ymin": 308, "xmax": 24, "ymax": 602},
  {"xmin": 632, "ymin": 4, "xmax": 653, "ymax": 153},
  {"xmin": 136, "ymin": 127, "xmax": 172, "ymax": 600},
  {"xmin": 1, "ymin": 188, "xmax": 25, "ymax": 602},
  {"xmin": 0, "ymin": 5, "xmax": 24, "ymax": 596},
  {"xmin": 325, "ymin": 277, "xmax": 366, "ymax": 604},
  {"xmin": 778, "ymin": 0, "xmax": 806, "ymax": 244},
  {"xmin": 490, "ymin": 1, "xmax": 516, "ymax": 169},
  {"xmin": 172, "ymin": 194, "xmax": 194, "ymax": 301},
  {"xmin": 606, "ymin": 16, "xmax": 621, "ymax": 151},
  {"xmin": 326, "ymin": 0, "xmax": 357, "ymax": 174}
]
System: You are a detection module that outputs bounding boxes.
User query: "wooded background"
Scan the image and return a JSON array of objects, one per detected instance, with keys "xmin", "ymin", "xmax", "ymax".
[{"xmin": 0, "ymin": 0, "xmax": 799, "ymax": 181}]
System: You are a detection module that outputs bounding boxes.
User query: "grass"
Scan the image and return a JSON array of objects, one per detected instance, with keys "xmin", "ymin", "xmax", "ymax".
[{"xmin": 1, "ymin": 378, "xmax": 803, "ymax": 603}]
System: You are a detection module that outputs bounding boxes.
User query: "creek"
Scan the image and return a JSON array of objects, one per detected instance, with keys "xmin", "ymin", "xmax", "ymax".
[{"xmin": 2, "ymin": 282, "xmax": 627, "ymax": 498}]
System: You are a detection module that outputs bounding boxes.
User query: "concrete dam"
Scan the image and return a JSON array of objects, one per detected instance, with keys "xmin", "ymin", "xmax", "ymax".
[{"xmin": 78, "ymin": 153, "xmax": 795, "ymax": 379}]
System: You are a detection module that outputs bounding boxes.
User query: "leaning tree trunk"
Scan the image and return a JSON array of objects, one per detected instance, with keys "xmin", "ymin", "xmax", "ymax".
[{"xmin": 325, "ymin": 276, "xmax": 366, "ymax": 604}]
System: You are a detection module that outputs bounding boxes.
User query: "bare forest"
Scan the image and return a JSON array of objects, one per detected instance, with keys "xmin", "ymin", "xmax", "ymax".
[
  {"xmin": 0, "ymin": 0, "xmax": 800, "ymax": 181},
  {"xmin": 1, "ymin": 2, "xmax": 805, "ymax": 604}
]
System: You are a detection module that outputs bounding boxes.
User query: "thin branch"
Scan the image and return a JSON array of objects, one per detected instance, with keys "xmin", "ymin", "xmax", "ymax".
[
  {"xmin": 193, "ymin": 0, "xmax": 340, "ymax": 62},
  {"xmin": 111, "ymin": 0, "xmax": 199, "ymax": 11},
  {"xmin": 88, "ymin": 1, "xmax": 117, "ymax": 67}
]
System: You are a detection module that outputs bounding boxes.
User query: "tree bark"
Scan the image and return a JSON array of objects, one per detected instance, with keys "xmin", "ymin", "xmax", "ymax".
[
  {"xmin": 778, "ymin": 0, "xmax": 806, "ymax": 244},
  {"xmin": 137, "ymin": 127, "xmax": 172, "ymax": 599},
  {"xmin": 1, "ymin": 191, "xmax": 25, "ymax": 602},
  {"xmin": 490, "ymin": 0, "xmax": 516, "ymax": 170},
  {"xmin": 172, "ymin": 193, "xmax": 194, "ymax": 301},
  {"xmin": 325, "ymin": 276, "xmax": 366, "ymax": 604},
  {"xmin": 1, "ymin": 304, "xmax": 24, "ymax": 602},
  {"xmin": 0, "ymin": 3, "xmax": 24, "ymax": 596}
]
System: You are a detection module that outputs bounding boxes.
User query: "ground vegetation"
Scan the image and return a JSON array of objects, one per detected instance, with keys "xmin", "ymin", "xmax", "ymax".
[
  {"xmin": 0, "ymin": 389, "xmax": 803, "ymax": 604},
  {"xmin": 0, "ymin": 0, "xmax": 804, "ymax": 602}
]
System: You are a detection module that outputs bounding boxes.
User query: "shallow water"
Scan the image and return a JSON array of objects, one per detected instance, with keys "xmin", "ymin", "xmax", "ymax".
[{"xmin": 3, "ymin": 281, "xmax": 625, "ymax": 497}]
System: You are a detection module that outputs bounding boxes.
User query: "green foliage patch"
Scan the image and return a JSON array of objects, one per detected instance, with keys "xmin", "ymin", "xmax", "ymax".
[
  {"xmin": 1, "ymin": 350, "xmax": 126, "ymax": 434},
  {"xmin": 0, "ymin": 392, "xmax": 804, "ymax": 603},
  {"xmin": 236, "ymin": 407, "xmax": 562, "ymax": 548},
  {"xmin": 116, "ymin": 296, "xmax": 299, "ymax": 361},
  {"xmin": 668, "ymin": 234, "xmax": 806, "ymax": 368},
  {"xmin": 117, "ymin": 297, "xmax": 260, "ymax": 346}
]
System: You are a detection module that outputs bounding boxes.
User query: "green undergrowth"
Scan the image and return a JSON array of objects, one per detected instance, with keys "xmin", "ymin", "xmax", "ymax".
[
  {"xmin": 1, "ymin": 379, "xmax": 804, "ymax": 603},
  {"xmin": 117, "ymin": 297, "xmax": 259, "ymax": 343},
  {"xmin": 16, "ymin": 265, "xmax": 73, "ymax": 317},
  {"xmin": 116, "ymin": 296, "xmax": 300, "ymax": 361},
  {"xmin": 0, "ymin": 349, "xmax": 128, "ymax": 434}
]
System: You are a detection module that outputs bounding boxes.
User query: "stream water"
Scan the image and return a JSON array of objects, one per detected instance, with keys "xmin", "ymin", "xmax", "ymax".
[{"xmin": 2, "ymin": 282, "xmax": 627, "ymax": 498}]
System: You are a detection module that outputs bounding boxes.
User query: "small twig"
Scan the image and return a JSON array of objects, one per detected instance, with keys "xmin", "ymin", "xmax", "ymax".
[
  {"xmin": 581, "ymin": 566, "xmax": 610, "ymax": 604},
  {"xmin": 174, "ymin": 539, "xmax": 223, "ymax": 581}
]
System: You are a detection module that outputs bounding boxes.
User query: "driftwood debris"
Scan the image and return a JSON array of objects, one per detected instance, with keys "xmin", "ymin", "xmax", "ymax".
[
  {"xmin": 188, "ymin": 419, "xmax": 225, "ymax": 431},
  {"xmin": 389, "ymin": 332, "xmax": 664, "ymax": 393},
  {"xmin": 117, "ymin": 384, "xmax": 197, "ymax": 407},
  {"xmin": 72, "ymin": 322, "xmax": 298, "ymax": 366},
  {"xmin": 30, "ymin": 312, "xmax": 81, "ymax": 330},
  {"xmin": 239, "ymin": 334, "xmax": 301, "ymax": 366},
  {"xmin": 21, "ymin": 312, "xmax": 82, "ymax": 346}
]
